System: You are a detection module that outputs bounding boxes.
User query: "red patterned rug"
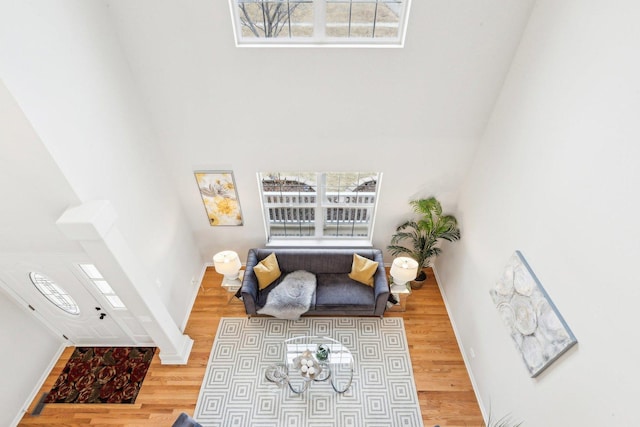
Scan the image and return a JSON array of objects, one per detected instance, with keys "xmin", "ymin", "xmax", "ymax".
[{"xmin": 44, "ymin": 347, "xmax": 156, "ymax": 404}]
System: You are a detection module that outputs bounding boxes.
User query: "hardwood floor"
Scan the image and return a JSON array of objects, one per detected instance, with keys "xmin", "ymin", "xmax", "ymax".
[{"xmin": 19, "ymin": 267, "xmax": 483, "ymax": 427}]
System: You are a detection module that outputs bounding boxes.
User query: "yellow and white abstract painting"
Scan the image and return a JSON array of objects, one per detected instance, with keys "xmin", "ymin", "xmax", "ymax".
[{"xmin": 195, "ymin": 171, "xmax": 243, "ymax": 226}]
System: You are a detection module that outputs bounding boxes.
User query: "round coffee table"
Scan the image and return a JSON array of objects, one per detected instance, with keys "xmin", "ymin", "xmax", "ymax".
[{"xmin": 265, "ymin": 336, "xmax": 354, "ymax": 394}]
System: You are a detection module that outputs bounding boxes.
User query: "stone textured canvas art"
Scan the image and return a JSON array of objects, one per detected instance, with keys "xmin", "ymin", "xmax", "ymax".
[{"xmin": 490, "ymin": 251, "xmax": 577, "ymax": 377}]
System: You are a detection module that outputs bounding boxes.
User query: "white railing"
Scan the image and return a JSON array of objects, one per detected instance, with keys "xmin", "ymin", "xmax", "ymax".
[{"xmin": 263, "ymin": 191, "xmax": 375, "ymax": 225}]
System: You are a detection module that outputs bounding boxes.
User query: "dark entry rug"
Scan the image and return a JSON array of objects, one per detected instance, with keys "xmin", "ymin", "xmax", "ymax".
[{"xmin": 44, "ymin": 347, "xmax": 156, "ymax": 404}]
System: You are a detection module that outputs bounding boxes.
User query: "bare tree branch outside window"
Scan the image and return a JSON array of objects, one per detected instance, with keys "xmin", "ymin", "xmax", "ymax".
[{"xmin": 238, "ymin": 1, "xmax": 302, "ymax": 38}]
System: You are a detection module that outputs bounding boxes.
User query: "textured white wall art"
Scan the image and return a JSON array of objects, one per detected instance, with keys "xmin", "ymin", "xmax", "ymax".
[{"xmin": 490, "ymin": 251, "xmax": 577, "ymax": 377}]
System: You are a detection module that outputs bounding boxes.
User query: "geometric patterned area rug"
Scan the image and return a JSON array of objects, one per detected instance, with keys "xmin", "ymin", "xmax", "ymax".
[
  {"xmin": 194, "ymin": 317, "xmax": 423, "ymax": 426},
  {"xmin": 44, "ymin": 347, "xmax": 155, "ymax": 404}
]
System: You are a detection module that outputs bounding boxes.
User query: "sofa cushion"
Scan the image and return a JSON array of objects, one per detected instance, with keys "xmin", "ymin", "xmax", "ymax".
[
  {"xmin": 254, "ymin": 252, "xmax": 282, "ymax": 290},
  {"xmin": 315, "ymin": 273, "xmax": 375, "ymax": 307},
  {"xmin": 348, "ymin": 253, "xmax": 378, "ymax": 287},
  {"xmin": 251, "ymin": 248, "xmax": 378, "ymax": 274}
]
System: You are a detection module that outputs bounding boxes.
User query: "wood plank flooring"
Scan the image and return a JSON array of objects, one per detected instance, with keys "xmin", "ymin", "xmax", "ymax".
[{"xmin": 19, "ymin": 267, "xmax": 483, "ymax": 427}]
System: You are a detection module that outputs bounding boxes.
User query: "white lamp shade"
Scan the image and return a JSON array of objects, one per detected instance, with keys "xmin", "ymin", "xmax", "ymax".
[
  {"xmin": 213, "ymin": 250, "xmax": 241, "ymax": 277},
  {"xmin": 390, "ymin": 257, "xmax": 419, "ymax": 284}
]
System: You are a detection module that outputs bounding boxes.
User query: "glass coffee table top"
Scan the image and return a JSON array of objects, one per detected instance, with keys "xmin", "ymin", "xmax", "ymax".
[{"xmin": 265, "ymin": 336, "xmax": 354, "ymax": 394}]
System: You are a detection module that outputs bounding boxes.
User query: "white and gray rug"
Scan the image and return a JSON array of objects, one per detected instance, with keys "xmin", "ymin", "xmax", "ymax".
[{"xmin": 194, "ymin": 317, "xmax": 423, "ymax": 427}]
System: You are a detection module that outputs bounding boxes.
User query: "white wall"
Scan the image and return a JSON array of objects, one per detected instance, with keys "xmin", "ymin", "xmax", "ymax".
[
  {"xmin": 437, "ymin": 1, "xmax": 640, "ymax": 425},
  {"xmin": 0, "ymin": 79, "xmax": 72, "ymax": 427},
  {"xmin": 106, "ymin": 0, "xmax": 535, "ymax": 262},
  {"xmin": 0, "ymin": 286, "xmax": 63, "ymax": 427},
  {"xmin": 0, "ymin": 0, "xmax": 203, "ymax": 324}
]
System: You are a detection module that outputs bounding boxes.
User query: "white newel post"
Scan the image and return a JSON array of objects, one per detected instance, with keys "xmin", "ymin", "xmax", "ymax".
[{"xmin": 56, "ymin": 200, "xmax": 194, "ymax": 364}]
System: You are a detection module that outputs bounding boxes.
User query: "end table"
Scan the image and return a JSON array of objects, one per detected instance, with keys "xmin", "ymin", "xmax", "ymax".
[
  {"xmin": 387, "ymin": 282, "xmax": 411, "ymax": 312},
  {"xmin": 221, "ymin": 270, "xmax": 244, "ymax": 304}
]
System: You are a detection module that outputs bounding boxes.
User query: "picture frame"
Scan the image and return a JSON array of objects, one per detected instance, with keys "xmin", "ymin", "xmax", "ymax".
[
  {"xmin": 194, "ymin": 171, "xmax": 243, "ymax": 226},
  {"xmin": 490, "ymin": 251, "xmax": 577, "ymax": 377}
]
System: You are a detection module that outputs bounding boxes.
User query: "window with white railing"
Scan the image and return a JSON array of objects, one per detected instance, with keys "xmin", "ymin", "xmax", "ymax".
[
  {"xmin": 258, "ymin": 172, "xmax": 381, "ymax": 243},
  {"xmin": 230, "ymin": 0, "xmax": 412, "ymax": 47}
]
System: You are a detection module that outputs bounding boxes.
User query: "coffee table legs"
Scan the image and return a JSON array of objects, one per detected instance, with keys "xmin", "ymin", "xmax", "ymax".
[
  {"xmin": 265, "ymin": 363, "xmax": 352, "ymax": 394},
  {"xmin": 265, "ymin": 363, "xmax": 312, "ymax": 394}
]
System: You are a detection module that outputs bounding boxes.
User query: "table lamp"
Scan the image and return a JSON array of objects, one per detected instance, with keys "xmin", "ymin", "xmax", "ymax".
[
  {"xmin": 213, "ymin": 250, "xmax": 242, "ymax": 286},
  {"xmin": 390, "ymin": 257, "xmax": 419, "ymax": 292}
]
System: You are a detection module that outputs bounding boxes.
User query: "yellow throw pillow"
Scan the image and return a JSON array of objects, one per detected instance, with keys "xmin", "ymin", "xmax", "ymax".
[
  {"xmin": 348, "ymin": 253, "xmax": 379, "ymax": 287},
  {"xmin": 254, "ymin": 253, "xmax": 282, "ymax": 290}
]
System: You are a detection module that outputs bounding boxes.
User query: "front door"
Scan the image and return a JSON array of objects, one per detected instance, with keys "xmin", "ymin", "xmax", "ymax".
[{"xmin": 0, "ymin": 255, "xmax": 134, "ymax": 346}]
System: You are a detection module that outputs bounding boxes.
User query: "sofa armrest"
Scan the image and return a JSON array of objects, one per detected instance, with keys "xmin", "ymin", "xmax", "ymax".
[
  {"xmin": 241, "ymin": 249, "xmax": 260, "ymax": 316},
  {"xmin": 372, "ymin": 251, "xmax": 390, "ymax": 317}
]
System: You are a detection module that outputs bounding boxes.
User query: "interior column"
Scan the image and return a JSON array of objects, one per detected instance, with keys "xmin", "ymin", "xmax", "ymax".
[{"xmin": 56, "ymin": 200, "xmax": 194, "ymax": 364}]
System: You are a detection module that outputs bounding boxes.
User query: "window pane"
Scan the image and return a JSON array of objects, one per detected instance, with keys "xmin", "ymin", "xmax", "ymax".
[
  {"xmin": 326, "ymin": 2, "xmax": 351, "ymax": 37},
  {"xmin": 105, "ymin": 295, "xmax": 126, "ymax": 309},
  {"xmin": 349, "ymin": 2, "xmax": 376, "ymax": 38},
  {"xmin": 289, "ymin": 2, "xmax": 314, "ymax": 37},
  {"xmin": 323, "ymin": 208, "xmax": 372, "ymax": 236},
  {"xmin": 326, "ymin": 0, "xmax": 401, "ymax": 39},
  {"xmin": 39, "ymin": 283, "xmax": 55, "ymax": 295},
  {"xmin": 237, "ymin": 0, "xmax": 313, "ymax": 38},
  {"xmin": 374, "ymin": 1, "xmax": 400, "ymax": 38},
  {"xmin": 261, "ymin": 172, "xmax": 317, "ymax": 238},
  {"xmin": 29, "ymin": 272, "xmax": 80, "ymax": 316},
  {"xmin": 93, "ymin": 280, "xmax": 115, "ymax": 295},
  {"xmin": 79, "ymin": 264, "xmax": 103, "ymax": 279},
  {"xmin": 322, "ymin": 172, "xmax": 377, "ymax": 237}
]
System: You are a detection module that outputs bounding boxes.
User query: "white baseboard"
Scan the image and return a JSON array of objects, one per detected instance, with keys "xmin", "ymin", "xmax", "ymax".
[
  {"xmin": 158, "ymin": 336, "xmax": 194, "ymax": 365},
  {"xmin": 179, "ymin": 262, "xmax": 211, "ymax": 332},
  {"xmin": 12, "ymin": 343, "xmax": 67, "ymax": 427},
  {"xmin": 432, "ymin": 266, "xmax": 487, "ymax": 422}
]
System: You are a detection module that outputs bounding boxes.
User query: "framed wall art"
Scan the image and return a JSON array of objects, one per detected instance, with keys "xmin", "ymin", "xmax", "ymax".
[
  {"xmin": 194, "ymin": 171, "xmax": 243, "ymax": 226},
  {"xmin": 490, "ymin": 251, "xmax": 577, "ymax": 377}
]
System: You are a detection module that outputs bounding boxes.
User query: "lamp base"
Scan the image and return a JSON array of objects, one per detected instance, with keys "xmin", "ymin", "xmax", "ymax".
[
  {"xmin": 222, "ymin": 270, "xmax": 244, "ymax": 292},
  {"xmin": 390, "ymin": 282, "xmax": 411, "ymax": 294}
]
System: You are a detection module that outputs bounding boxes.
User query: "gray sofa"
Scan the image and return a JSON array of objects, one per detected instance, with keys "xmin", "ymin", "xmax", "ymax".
[{"xmin": 241, "ymin": 248, "xmax": 389, "ymax": 317}]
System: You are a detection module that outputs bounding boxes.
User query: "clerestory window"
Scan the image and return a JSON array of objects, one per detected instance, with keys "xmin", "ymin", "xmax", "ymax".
[
  {"xmin": 230, "ymin": 0, "xmax": 411, "ymax": 47},
  {"xmin": 258, "ymin": 171, "xmax": 381, "ymax": 244}
]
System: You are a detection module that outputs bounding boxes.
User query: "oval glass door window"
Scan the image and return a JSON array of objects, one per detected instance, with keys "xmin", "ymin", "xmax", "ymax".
[{"xmin": 29, "ymin": 272, "xmax": 80, "ymax": 315}]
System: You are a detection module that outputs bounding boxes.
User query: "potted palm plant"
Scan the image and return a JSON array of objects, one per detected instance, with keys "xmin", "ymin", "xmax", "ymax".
[{"xmin": 388, "ymin": 197, "xmax": 461, "ymax": 289}]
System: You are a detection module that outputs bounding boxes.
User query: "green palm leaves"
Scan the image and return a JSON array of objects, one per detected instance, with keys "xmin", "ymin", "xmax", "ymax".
[{"xmin": 388, "ymin": 197, "xmax": 461, "ymax": 271}]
